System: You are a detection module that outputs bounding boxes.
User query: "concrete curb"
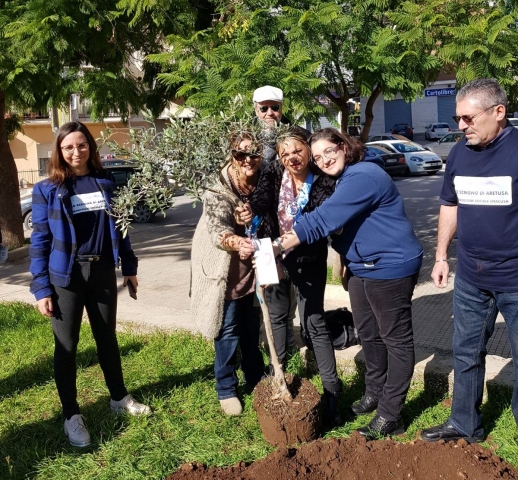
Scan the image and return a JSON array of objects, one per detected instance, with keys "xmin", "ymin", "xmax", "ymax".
[{"xmin": 6, "ymin": 245, "xmax": 30, "ymax": 263}]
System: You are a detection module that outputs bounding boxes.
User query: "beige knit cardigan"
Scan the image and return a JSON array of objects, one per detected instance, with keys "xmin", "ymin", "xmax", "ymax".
[{"xmin": 190, "ymin": 165, "xmax": 244, "ymax": 339}]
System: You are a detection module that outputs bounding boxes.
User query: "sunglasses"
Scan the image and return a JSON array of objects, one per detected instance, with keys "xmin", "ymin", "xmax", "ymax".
[
  {"xmin": 452, "ymin": 104, "xmax": 498, "ymax": 124},
  {"xmin": 258, "ymin": 105, "xmax": 280, "ymax": 113},
  {"xmin": 232, "ymin": 150, "xmax": 262, "ymax": 161}
]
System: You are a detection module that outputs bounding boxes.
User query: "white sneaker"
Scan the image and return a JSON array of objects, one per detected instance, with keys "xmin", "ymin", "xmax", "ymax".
[
  {"xmin": 219, "ymin": 397, "xmax": 243, "ymax": 416},
  {"xmin": 64, "ymin": 414, "xmax": 91, "ymax": 447},
  {"xmin": 110, "ymin": 394, "xmax": 151, "ymax": 415}
]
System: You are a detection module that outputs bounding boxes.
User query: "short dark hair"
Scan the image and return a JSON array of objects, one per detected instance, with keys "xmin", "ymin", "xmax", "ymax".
[
  {"xmin": 456, "ymin": 78, "xmax": 508, "ymax": 110},
  {"xmin": 308, "ymin": 127, "xmax": 365, "ymax": 166},
  {"xmin": 48, "ymin": 121, "xmax": 102, "ymax": 184}
]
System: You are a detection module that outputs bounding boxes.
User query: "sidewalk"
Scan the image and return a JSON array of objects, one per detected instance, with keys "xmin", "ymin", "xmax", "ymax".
[{"xmin": 0, "ymin": 193, "xmax": 514, "ymax": 394}]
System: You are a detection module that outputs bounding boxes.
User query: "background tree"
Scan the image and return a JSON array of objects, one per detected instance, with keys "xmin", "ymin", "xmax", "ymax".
[
  {"xmin": 390, "ymin": 0, "xmax": 518, "ymax": 109},
  {"xmin": 0, "ymin": 0, "xmax": 202, "ymax": 248},
  {"xmin": 151, "ymin": 0, "xmax": 442, "ymax": 140}
]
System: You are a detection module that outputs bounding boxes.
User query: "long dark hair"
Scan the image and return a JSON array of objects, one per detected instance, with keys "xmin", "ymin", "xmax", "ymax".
[
  {"xmin": 47, "ymin": 121, "xmax": 103, "ymax": 184},
  {"xmin": 308, "ymin": 127, "xmax": 365, "ymax": 166}
]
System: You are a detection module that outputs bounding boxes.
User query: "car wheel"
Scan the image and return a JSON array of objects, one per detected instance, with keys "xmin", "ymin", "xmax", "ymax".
[
  {"xmin": 425, "ymin": 132, "xmax": 429, "ymax": 140},
  {"xmin": 23, "ymin": 211, "xmax": 33, "ymax": 230},
  {"xmin": 132, "ymin": 203, "xmax": 154, "ymax": 223},
  {"xmin": 404, "ymin": 166, "xmax": 411, "ymax": 177}
]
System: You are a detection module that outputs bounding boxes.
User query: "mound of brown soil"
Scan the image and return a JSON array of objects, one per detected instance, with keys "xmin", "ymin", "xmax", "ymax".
[
  {"xmin": 167, "ymin": 434, "xmax": 518, "ymax": 480},
  {"xmin": 253, "ymin": 374, "xmax": 321, "ymax": 446}
]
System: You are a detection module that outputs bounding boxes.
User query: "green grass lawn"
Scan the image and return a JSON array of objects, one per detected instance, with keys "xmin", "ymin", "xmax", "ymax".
[{"xmin": 1, "ymin": 301, "xmax": 517, "ymax": 479}]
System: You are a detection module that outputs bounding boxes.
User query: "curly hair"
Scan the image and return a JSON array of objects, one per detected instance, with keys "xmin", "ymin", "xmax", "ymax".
[
  {"xmin": 308, "ymin": 128, "xmax": 365, "ymax": 166},
  {"xmin": 47, "ymin": 121, "xmax": 103, "ymax": 184}
]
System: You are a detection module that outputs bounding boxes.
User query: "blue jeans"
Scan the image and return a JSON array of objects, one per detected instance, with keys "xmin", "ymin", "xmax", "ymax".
[
  {"xmin": 214, "ymin": 293, "xmax": 264, "ymax": 400},
  {"xmin": 450, "ymin": 276, "xmax": 518, "ymax": 437}
]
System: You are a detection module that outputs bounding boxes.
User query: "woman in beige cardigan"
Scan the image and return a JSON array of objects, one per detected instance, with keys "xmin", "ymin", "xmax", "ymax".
[{"xmin": 191, "ymin": 130, "xmax": 268, "ymax": 416}]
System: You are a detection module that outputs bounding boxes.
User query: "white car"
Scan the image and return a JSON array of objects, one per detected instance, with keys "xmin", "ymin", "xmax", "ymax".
[
  {"xmin": 424, "ymin": 123, "xmax": 452, "ymax": 140},
  {"xmin": 365, "ymin": 140, "xmax": 443, "ymax": 175},
  {"xmin": 508, "ymin": 118, "xmax": 518, "ymax": 128},
  {"xmin": 424, "ymin": 132, "xmax": 465, "ymax": 162}
]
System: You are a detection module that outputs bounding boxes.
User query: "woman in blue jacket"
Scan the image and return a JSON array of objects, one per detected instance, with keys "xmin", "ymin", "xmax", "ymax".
[
  {"xmin": 29, "ymin": 121, "xmax": 150, "ymax": 448},
  {"xmin": 269, "ymin": 128, "xmax": 423, "ymax": 439}
]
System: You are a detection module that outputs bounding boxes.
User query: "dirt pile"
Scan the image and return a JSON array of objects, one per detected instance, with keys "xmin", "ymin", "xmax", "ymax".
[
  {"xmin": 253, "ymin": 374, "xmax": 321, "ymax": 446},
  {"xmin": 167, "ymin": 433, "xmax": 518, "ymax": 480}
]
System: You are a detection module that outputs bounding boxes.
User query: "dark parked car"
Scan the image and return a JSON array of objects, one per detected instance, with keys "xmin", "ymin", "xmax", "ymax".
[
  {"xmin": 21, "ymin": 194, "xmax": 33, "ymax": 230},
  {"xmin": 101, "ymin": 158, "xmax": 137, "ymax": 167},
  {"xmin": 364, "ymin": 145, "xmax": 407, "ymax": 176},
  {"xmin": 390, "ymin": 123, "xmax": 414, "ymax": 140},
  {"xmin": 21, "ymin": 165, "xmax": 159, "ymax": 230}
]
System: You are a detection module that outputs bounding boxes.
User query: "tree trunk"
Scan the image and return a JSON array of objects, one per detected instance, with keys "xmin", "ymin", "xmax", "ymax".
[
  {"xmin": 339, "ymin": 102, "xmax": 350, "ymax": 135},
  {"xmin": 359, "ymin": 85, "xmax": 382, "ymax": 143},
  {"xmin": 0, "ymin": 90, "xmax": 24, "ymax": 249}
]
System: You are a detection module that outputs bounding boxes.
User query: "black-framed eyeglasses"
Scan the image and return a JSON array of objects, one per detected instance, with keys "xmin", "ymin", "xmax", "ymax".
[
  {"xmin": 232, "ymin": 150, "xmax": 262, "ymax": 161},
  {"xmin": 61, "ymin": 142, "xmax": 89, "ymax": 154},
  {"xmin": 452, "ymin": 104, "xmax": 499, "ymax": 124},
  {"xmin": 258, "ymin": 105, "xmax": 280, "ymax": 113}
]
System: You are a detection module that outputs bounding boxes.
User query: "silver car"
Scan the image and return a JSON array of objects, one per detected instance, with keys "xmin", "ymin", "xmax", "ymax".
[{"xmin": 424, "ymin": 132, "xmax": 465, "ymax": 162}]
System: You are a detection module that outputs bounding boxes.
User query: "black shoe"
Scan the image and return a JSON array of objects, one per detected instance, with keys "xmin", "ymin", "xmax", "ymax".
[
  {"xmin": 351, "ymin": 395, "xmax": 379, "ymax": 415},
  {"xmin": 420, "ymin": 421, "xmax": 485, "ymax": 443},
  {"xmin": 357, "ymin": 414, "xmax": 404, "ymax": 440}
]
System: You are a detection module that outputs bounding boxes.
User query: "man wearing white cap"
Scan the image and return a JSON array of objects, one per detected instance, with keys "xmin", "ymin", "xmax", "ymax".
[{"xmin": 253, "ymin": 85, "xmax": 285, "ymax": 127}]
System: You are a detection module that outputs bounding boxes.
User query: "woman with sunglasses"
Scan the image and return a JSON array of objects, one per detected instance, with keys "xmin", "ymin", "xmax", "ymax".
[
  {"xmin": 190, "ymin": 129, "xmax": 271, "ymax": 416},
  {"xmin": 236, "ymin": 128, "xmax": 343, "ymax": 426},
  {"xmin": 29, "ymin": 121, "xmax": 150, "ymax": 448},
  {"xmin": 268, "ymin": 127, "xmax": 423, "ymax": 439}
]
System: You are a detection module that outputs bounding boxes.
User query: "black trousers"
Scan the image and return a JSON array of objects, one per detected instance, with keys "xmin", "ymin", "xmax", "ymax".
[
  {"xmin": 265, "ymin": 250, "xmax": 341, "ymax": 397},
  {"xmin": 51, "ymin": 260, "xmax": 128, "ymax": 419},
  {"xmin": 348, "ymin": 272, "xmax": 419, "ymax": 421}
]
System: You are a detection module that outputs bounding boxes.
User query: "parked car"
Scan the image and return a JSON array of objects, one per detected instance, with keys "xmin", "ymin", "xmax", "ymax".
[
  {"xmin": 424, "ymin": 123, "xmax": 452, "ymax": 140},
  {"xmin": 365, "ymin": 140, "xmax": 442, "ymax": 175},
  {"xmin": 367, "ymin": 133, "xmax": 410, "ymax": 142},
  {"xmin": 21, "ymin": 164, "xmax": 160, "ymax": 230},
  {"xmin": 21, "ymin": 194, "xmax": 33, "ymax": 230},
  {"xmin": 508, "ymin": 118, "xmax": 518, "ymax": 128},
  {"xmin": 423, "ymin": 132, "xmax": 465, "ymax": 162},
  {"xmin": 390, "ymin": 123, "xmax": 413, "ymax": 140},
  {"xmin": 364, "ymin": 145, "xmax": 407, "ymax": 176},
  {"xmin": 101, "ymin": 158, "xmax": 137, "ymax": 167}
]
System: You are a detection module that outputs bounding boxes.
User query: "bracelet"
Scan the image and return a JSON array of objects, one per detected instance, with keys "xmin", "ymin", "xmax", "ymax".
[
  {"xmin": 435, "ymin": 259, "xmax": 448, "ymax": 263},
  {"xmin": 273, "ymin": 238, "xmax": 285, "ymax": 257}
]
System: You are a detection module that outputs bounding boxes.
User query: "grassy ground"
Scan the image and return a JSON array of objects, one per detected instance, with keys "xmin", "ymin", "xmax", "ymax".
[{"xmin": 1, "ymin": 301, "xmax": 517, "ymax": 479}]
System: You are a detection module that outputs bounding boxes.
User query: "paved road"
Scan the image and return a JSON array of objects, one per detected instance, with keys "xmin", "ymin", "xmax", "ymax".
[{"xmin": 1, "ymin": 167, "xmax": 511, "ymax": 359}]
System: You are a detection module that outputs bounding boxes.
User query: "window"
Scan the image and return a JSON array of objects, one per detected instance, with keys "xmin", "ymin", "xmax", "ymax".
[{"xmin": 38, "ymin": 158, "xmax": 50, "ymax": 176}]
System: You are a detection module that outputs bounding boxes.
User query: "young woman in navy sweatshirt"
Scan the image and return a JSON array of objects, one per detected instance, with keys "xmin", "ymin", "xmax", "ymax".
[{"xmin": 269, "ymin": 128, "xmax": 423, "ymax": 439}]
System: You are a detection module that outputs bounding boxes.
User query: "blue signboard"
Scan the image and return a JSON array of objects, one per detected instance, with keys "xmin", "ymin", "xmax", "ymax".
[{"xmin": 425, "ymin": 88, "xmax": 456, "ymax": 97}]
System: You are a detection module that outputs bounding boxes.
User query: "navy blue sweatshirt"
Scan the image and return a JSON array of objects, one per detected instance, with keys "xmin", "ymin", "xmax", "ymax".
[
  {"xmin": 293, "ymin": 161, "xmax": 422, "ymax": 279},
  {"xmin": 440, "ymin": 125, "xmax": 518, "ymax": 291}
]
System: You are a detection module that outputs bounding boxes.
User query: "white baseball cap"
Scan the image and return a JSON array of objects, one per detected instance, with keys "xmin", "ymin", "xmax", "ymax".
[{"xmin": 253, "ymin": 85, "xmax": 284, "ymax": 103}]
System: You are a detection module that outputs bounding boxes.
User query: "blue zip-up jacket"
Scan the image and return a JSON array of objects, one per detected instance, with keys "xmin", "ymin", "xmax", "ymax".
[
  {"xmin": 293, "ymin": 161, "xmax": 422, "ymax": 279},
  {"xmin": 29, "ymin": 171, "xmax": 138, "ymax": 300}
]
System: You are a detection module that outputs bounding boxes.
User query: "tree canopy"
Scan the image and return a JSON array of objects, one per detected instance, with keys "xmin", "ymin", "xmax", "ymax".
[{"xmin": 0, "ymin": 0, "xmax": 204, "ymax": 247}]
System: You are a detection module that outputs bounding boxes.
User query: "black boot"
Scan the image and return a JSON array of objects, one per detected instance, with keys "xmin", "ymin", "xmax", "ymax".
[{"xmin": 323, "ymin": 390, "xmax": 342, "ymax": 427}]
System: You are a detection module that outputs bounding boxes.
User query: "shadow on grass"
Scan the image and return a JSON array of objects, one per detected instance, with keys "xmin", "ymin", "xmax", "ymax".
[
  {"xmin": 0, "ymin": 361, "xmax": 215, "ymax": 480},
  {"xmin": 0, "ymin": 341, "xmax": 145, "ymax": 400}
]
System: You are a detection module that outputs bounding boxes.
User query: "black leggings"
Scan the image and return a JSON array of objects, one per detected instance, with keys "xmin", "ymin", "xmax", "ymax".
[
  {"xmin": 265, "ymin": 250, "xmax": 341, "ymax": 397},
  {"xmin": 51, "ymin": 260, "xmax": 128, "ymax": 419}
]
